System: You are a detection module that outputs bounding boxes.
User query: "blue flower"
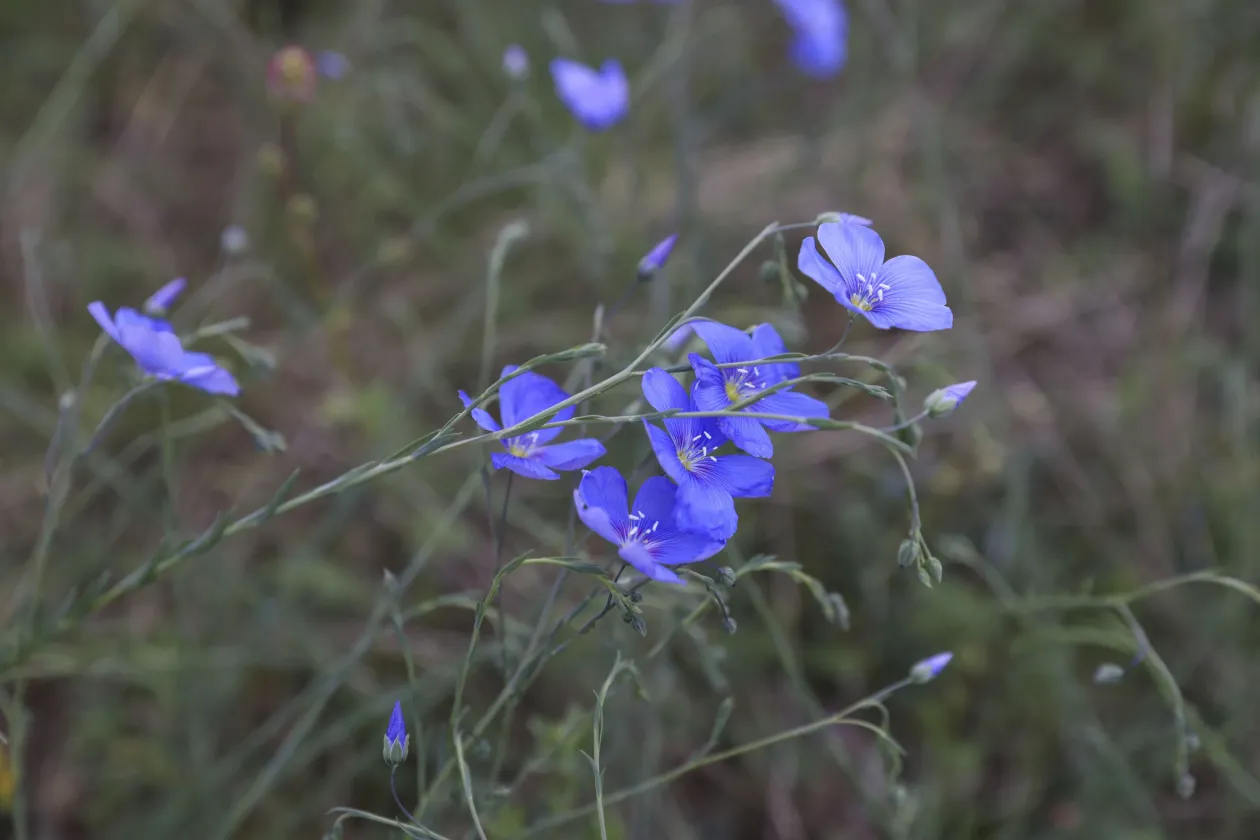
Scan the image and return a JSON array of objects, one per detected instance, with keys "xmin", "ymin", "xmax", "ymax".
[
  {"xmin": 574, "ymin": 466, "xmax": 725, "ymax": 583},
  {"xmin": 88, "ymin": 302, "xmax": 240, "ymax": 396},
  {"xmin": 775, "ymin": 0, "xmax": 847, "ymax": 78},
  {"xmin": 143, "ymin": 277, "xmax": 185, "ymax": 316},
  {"xmin": 641, "ymin": 368, "xmax": 774, "ymax": 540},
  {"xmin": 502, "ymin": 44, "xmax": 529, "ymax": 80},
  {"xmin": 798, "ymin": 222, "xmax": 952, "ymax": 332},
  {"xmin": 383, "ymin": 700, "xmax": 409, "ymax": 766},
  {"xmin": 550, "ymin": 58, "xmax": 629, "ymax": 132},
  {"xmin": 459, "ymin": 366, "xmax": 605, "ymax": 481},
  {"xmin": 637, "ymin": 233, "xmax": 677, "ymax": 280},
  {"xmin": 924, "ymin": 380, "xmax": 976, "ymax": 417},
  {"xmin": 686, "ymin": 320, "xmax": 829, "ymax": 458}
]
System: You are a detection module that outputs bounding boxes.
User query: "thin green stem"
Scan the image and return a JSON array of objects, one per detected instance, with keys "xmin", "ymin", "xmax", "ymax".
[{"xmin": 517, "ymin": 677, "xmax": 918, "ymax": 837}]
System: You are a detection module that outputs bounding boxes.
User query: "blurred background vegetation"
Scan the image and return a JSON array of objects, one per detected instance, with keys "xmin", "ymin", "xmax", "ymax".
[{"xmin": 3, "ymin": 0, "xmax": 1260, "ymax": 838}]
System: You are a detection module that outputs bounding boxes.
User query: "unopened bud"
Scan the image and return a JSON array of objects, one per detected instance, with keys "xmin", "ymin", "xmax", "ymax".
[
  {"xmin": 716, "ymin": 566, "xmax": 737, "ymax": 587},
  {"xmin": 909, "ymin": 652, "xmax": 953, "ymax": 683},
  {"xmin": 1092, "ymin": 663, "xmax": 1125, "ymax": 684},
  {"xmin": 721, "ymin": 616, "xmax": 738, "ymax": 635},
  {"xmin": 924, "ymin": 381, "xmax": 978, "ymax": 418},
  {"xmin": 897, "ymin": 538, "xmax": 918, "ymax": 568}
]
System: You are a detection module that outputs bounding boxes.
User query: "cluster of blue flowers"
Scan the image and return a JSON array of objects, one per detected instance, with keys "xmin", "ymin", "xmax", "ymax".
[{"xmin": 456, "ymin": 213, "xmax": 973, "ymax": 584}]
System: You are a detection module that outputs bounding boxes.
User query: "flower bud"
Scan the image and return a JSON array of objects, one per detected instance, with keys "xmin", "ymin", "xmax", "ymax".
[
  {"xmin": 1092, "ymin": 663, "xmax": 1125, "ymax": 684},
  {"xmin": 382, "ymin": 700, "xmax": 409, "ymax": 767},
  {"xmin": 502, "ymin": 44, "xmax": 530, "ymax": 80},
  {"xmin": 636, "ymin": 234, "xmax": 677, "ymax": 282},
  {"xmin": 716, "ymin": 566, "xmax": 737, "ymax": 587},
  {"xmin": 721, "ymin": 616, "xmax": 738, "ymax": 635},
  {"xmin": 924, "ymin": 381, "xmax": 977, "ymax": 418},
  {"xmin": 897, "ymin": 538, "xmax": 918, "ymax": 568},
  {"xmin": 908, "ymin": 652, "xmax": 953, "ymax": 683}
]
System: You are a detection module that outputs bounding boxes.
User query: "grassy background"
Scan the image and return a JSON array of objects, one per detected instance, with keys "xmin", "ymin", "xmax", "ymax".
[{"xmin": 3, "ymin": 0, "xmax": 1260, "ymax": 837}]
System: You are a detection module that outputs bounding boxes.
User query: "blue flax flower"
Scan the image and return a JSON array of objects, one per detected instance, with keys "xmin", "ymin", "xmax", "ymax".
[
  {"xmin": 775, "ymin": 0, "xmax": 847, "ymax": 78},
  {"xmin": 88, "ymin": 302, "xmax": 240, "ymax": 396},
  {"xmin": 641, "ymin": 368, "xmax": 774, "ymax": 540},
  {"xmin": 637, "ymin": 233, "xmax": 677, "ymax": 280},
  {"xmin": 798, "ymin": 222, "xmax": 952, "ymax": 332},
  {"xmin": 459, "ymin": 366, "xmax": 605, "ymax": 481},
  {"xmin": 550, "ymin": 58, "xmax": 629, "ymax": 131},
  {"xmin": 686, "ymin": 320, "xmax": 829, "ymax": 458},
  {"xmin": 574, "ymin": 466, "xmax": 725, "ymax": 583},
  {"xmin": 909, "ymin": 651, "xmax": 953, "ymax": 683}
]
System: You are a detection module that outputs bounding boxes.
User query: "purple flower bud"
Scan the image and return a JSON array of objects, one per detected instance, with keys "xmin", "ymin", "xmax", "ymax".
[
  {"xmin": 502, "ymin": 44, "xmax": 530, "ymax": 80},
  {"xmin": 909, "ymin": 651, "xmax": 953, "ymax": 683},
  {"xmin": 144, "ymin": 277, "xmax": 186, "ymax": 315},
  {"xmin": 382, "ymin": 700, "xmax": 409, "ymax": 766},
  {"xmin": 924, "ymin": 380, "xmax": 977, "ymax": 417},
  {"xmin": 637, "ymin": 234, "xmax": 677, "ymax": 280}
]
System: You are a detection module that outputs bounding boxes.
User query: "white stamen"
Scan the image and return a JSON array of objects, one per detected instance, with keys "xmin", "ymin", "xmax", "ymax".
[
  {"xmin": 703, "ymin": 432, "xmax": 712, "ymax": 440},
  {"xmin": 650, "ymin": 521, "xmax": 659, "ymax": 533}
]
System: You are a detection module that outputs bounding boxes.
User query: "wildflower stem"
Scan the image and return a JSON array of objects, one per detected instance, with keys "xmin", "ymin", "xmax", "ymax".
[
  {"xmin": 518, "ymin": 676, "xmax": 920, "ymax": 837},
  {"xmin": 828, "ymin": 313, "xmax": 858, "ymax": 353},
  {"xmin": 390, "ymin": 768, "xmax": 422, "ymax": 827},
  {"xmin": 492, "ymin": 471, "xmax": 515, "ymax": 674}
]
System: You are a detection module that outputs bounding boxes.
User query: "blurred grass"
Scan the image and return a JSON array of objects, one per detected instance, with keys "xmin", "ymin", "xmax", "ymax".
[{"xmin": 2, "ymin": 0, "xmax": 1260, "ymax": 838}]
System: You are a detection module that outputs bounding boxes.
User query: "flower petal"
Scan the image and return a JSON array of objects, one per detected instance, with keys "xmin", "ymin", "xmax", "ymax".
[
  {"xmin": 498, "ymin": 366, "xmax": 574, "ymax": 443},
  {"xmin": 180, "ymin": 364, "xmax": 241, "ymax": 396},
  {"xmin": 114, "ymin": 312, "xmax": 187, "ymax": 376},
  {"xmin": 753, "ymin": 390, "xmax": 831, "ymax": 432},
  {"xmin": 647, "ymin": 530, "xmax": 726, "ymax": 566},
  {"xmin": 574, "ymin": 466, "xmax": 630, "ymax": 543},
  {"xmin": 644, "ymin": 422, "xmax": 688, "ymax": 484},
  {"xmin": 720, "ymin": 415, "xmax": 773, "ymax": 458},
  {"xmin": 690, "ymin": 320, "xmax": 756, "ymax": 365},
  {"xmin": 458, "ymin": 390, "xmax": 501, "ymax": 432},
  {"xmin": 865, "ymin": 255, "xmax": 953, "ymax": 332},
  {"xmin": 797, "ymin": 237, "xmax": 843, "ymax": 297},
  {"xmin": 689, "ymin": 353, "xmax": 727, "ymax": 394},
  {"xmin": 816, "ymin": 222, "xmax": 885, "ymax": 296},
  {"xmin": 491, "ymin": 452, "xmax": 560, "ymax": 481},
  {"xmin": 144, "ymin": 277, "xmax": 186, "ymax": 313},
  {"xmin": 535, "ymin": 439, "xmax": 605, "ymax": 471},
  {"xmin": 87, "ymin": 302, "xmax": 120, "ymax": 342},
  {"xmin": 641, "ymin": 367, "xmax": 690, "ymax": 412},
  {"xmin": 630, "ymin": 475, "xmax": 679, "ymax": 526},
  {"xmin": 617, "ymin": 543, "xmax": 683, "ymax": 583},
  {"xmin": 707, "ymin": 455, "xmax": 775, "ymax": 498},
  {"xmin": 749, "ymin": 323, "xmax": 799, "ymax": 383},
  {"xmin": 550, "ymin": 58, "xmax": 628, "ymax": 132},
  {"xmin": 675, "ymin": 478, "xmax": 737, "ymax": 541}
]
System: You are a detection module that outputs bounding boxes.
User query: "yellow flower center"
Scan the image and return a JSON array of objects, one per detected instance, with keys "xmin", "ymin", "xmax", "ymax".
[
  {"xmin": 724, "ymin": 379, "xmax": 743, "ymax": 402},
  {"xmin": 508, "ymin": 443, "xmax": 530, "ymax": 458},
  {"xmin": 849, "ymin": 292, "xmax": 875, "ymax": 311}
]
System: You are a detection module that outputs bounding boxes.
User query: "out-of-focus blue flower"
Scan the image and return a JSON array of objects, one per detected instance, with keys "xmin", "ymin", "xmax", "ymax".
[
  {"xmin": 143, "ymin": 277, "xmax": 185, "ymax": 316},
  {"xmin": 383, "ymin": 700, "xmax": 409, "ymax": 766},
  {"xmin": 637, "ymin": 234, "xmax": 677, "ymax": 280},
  {"xmin": 459, "ymin": 366, "xmax": 605, "ymax": 480},
  {"xmin": 686, "ymin": 320, "xmax": 829, "ymax": 458},
  {"xmin": 641, "ymin": 368, "xmax": 774, "ymax": 540},
  {"xmin": 798, "ymin": 223, "xmax": 953, "ymax": 332},
  {"xmin": 317, "ymin": 51, "xmax": 351, "ymax": 79},
  {"xmin": 550, "ymin": 58, "xmax": 629, "ymax": 131},
  {"xmin": 924, "ymin": 381, "xmax": 976, "ymax": 417},
  {"xmin": 909, "ymin": 651, "xmax": 953, "ymax": 683},
  {"xmin": 775, "ymin": 0, "xmax": 847, "ymax": 78},
  {"xmin": 574, "ymin": 466, "xmax": 725, "ymax": 583},
  {"xmin": 502, "ymin": 44, "xmax": 530, "ymax": 80},
  {"xmin": 88, "ymin": 303, "xmax": 240, "ymax": 396}
]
